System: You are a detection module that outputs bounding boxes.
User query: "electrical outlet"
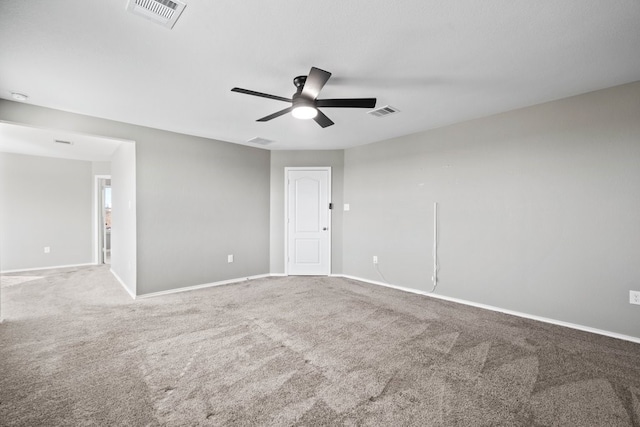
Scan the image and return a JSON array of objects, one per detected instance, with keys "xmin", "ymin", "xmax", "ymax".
[
  {"xmin": 227, "ymin": 254, "xmax": 234, "ymax": 263},
  {"xmin": 373, "ymin": 256, "xmax": 378, "ymax": 264},
  {"xmin": 44, "ymin": 246, "xmax": 50, "ymax": 254},
  {"xmin": 630, "ymin": 291, "xmax": 640, "ymax": 305}
]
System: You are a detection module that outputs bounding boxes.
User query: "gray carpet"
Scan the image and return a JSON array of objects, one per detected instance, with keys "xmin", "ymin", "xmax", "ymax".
[{"xmin": 1, "ymin": 266, "xmax": 639, "ymax": 426}]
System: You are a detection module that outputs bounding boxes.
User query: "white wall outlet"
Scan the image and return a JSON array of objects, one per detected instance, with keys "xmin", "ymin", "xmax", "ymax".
[
  {"xmin": 344, "ymin": 204, "xmax": 350, "ymax": 211},
  {"xmin": 44, "ymin": 246, "xmax": 50, "ymax": 253},
  {"xmin": 373, "ymin": 255, "xmax": 378, "ymax": 264},
  {"xmin": 630, "ymin": 290, "xmax": 640, "ymax": 305},
  {"xmin": 227, "ymin": 254, "xmax": 234, "ymax": 263}
]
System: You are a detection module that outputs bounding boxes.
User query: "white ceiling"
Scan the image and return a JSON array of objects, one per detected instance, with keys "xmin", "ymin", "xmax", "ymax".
[
  {"xmin": 1, "ymin": 0, "xmax": 639, "ymax": 151},
  {"xmin": 0, "ymin": 122, "xmax": 128, "ymax": 162}
]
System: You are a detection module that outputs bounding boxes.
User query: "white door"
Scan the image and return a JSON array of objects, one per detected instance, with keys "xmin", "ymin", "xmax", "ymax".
[{"xmin": 286, "ymin": 168, "xmax": 331, "ymax": 275}]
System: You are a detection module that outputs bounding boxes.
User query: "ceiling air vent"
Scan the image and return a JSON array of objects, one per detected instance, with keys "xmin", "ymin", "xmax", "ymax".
[
  {"xmin": 368, "ymin": 105, "xmax": 400, "ymax": 118},
  {"xmin": 126, "ymin": 0, "xmax": 187, "ymax": 29},
  {"xmin": 247, "ymin": 137, "xmax": 274, "ymax": 146}
]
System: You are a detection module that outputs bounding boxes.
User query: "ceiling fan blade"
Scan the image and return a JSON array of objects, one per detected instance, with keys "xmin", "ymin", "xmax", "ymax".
[
  {"xmin": 231, "ymin": 87, "xmax": 291, "ymax": 103},
  {"xmin": 301, "ymin": 67, "xmax": 332, "ymax": 100},
  {"xmin": 316, "ymin": 98, "xmax": 377, "ymax": 108},
  {"xmin": 257, "ymin": 107, "xmax": 293, "ymax": 122},
  {"xmin": 313, "ymin": 109, "xmax": 334, "ymax": 128}
]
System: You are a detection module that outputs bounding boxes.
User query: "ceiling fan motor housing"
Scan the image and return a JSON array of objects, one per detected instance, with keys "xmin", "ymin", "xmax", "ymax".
[
  {"xmin": 292, "ymin": 92, "xmax": 315, "ymax": 108},
  {"xmin": 293, "ymin": 75, "xmax": 307, "ymax": 89},
  {"xmin": 292, "ymin": 76, "xmax": 314, "ymax": 108}
]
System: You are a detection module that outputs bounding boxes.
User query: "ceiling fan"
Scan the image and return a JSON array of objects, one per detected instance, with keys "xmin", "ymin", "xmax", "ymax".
[{"xmin": 231, "ymin": 67, "xmax": 377, "ymax": 128}]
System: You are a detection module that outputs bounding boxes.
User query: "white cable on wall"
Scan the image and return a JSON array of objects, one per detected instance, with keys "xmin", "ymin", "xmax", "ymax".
[
  {"xmin": 430, "ymin": 202, "xmax": 439, "ymax": 293},
  {"xmin": 373, "ymin": 202, "xmax": 439, "ymax": 290},
  {"xmin": 374, "ymin": 262, "xmax": 390, "ymax": 284}
]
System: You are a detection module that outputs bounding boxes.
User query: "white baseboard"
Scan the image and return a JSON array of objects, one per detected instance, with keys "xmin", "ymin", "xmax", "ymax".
[
  {"xmin": 270, "ymin": 273, "xmax": 287, "ymax": 277},
  {"xmin": 1, "ymin": 263, "xmax": 95, "ymax": 274},
  {"xmin": 110, "ymin": 269, "xmax": 136, "ymax": 300},
  {"xmin": 136, "ymin": 274, "xmax": 272, "ymax": 299},
  {"xmin": 338, "ymin": 274, "xmax": 640, "ymax": 345}
]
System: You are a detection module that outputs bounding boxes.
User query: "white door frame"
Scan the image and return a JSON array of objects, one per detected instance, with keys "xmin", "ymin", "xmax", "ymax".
[
  {"xmin": 93, "ymin": 175, "xmax": 111, "ymax": 264},
  {"xmin": 284, "ymin": 167, "xmax": 332, "ymax": 275}
]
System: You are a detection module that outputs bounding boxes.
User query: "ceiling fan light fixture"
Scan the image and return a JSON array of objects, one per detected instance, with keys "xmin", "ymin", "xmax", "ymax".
[{"xmin": 292, "ymin": 106, "xmax": 318, "ymax": 120}]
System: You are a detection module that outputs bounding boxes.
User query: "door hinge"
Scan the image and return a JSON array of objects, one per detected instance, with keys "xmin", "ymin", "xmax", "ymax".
[{"xmin": 329, "ymin": 203, "xmax": 333, "ymax": 210}]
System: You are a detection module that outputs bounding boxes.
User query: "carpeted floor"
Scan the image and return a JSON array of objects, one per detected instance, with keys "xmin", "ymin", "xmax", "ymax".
[{"xmin": 1, "ymin": 265, "xmax": 639, "ymax": 426}]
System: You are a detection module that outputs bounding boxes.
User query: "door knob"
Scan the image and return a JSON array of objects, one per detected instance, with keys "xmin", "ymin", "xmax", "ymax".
[{"xmin": 323, "ymin": 227, "xmax": 328, "ymax": 231}]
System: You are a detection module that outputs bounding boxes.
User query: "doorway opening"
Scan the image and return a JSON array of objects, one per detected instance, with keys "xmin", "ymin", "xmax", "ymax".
[{"xmin": 95, "ymin": 176, "xmax": 111, "ymax": 265}]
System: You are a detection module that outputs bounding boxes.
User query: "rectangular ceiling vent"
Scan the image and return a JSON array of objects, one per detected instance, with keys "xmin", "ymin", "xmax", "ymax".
[
  {"xmin": 247, "ymin": 137, "xmax": 274, "ymax": 146},
  {"xmin": 368, "ymin": 105, "xmax": 400, "ymax": 118},
  {"xmin": 127, "ymin": 0, "xmax": 187, "ymax": 29}
]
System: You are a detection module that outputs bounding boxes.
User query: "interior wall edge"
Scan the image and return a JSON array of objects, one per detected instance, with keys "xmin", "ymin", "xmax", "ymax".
[
  {"xmin": 110, "ymin": 268, "xmax": 136, "ymax": 300},
  {"xmin": 0, "ymin": 262, "xmax": 96, "ymax": 274},
  {"xmin": 338, "ymin": 274, "xmax": 640, "ymax": 344},
  {"xmin": 135, "ymin": 273, "xmax": 272, "ymax": 299}
]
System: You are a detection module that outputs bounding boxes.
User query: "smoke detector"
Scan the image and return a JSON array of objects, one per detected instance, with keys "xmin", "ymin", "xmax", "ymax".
[
  {"xmin": 11, "ymin": 92, "xmax": 29, "ymax": 101},
  {"xmin": 126, "ymin": 0, "xmax": 187, "ymax": 29},
  {"xmin": 368, "ymin": 105, "xmax": 400, "ymax": 118}
]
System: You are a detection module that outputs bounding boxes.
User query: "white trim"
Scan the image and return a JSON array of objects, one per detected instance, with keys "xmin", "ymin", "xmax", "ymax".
[
  {"xmin": 110, "ymin": 268, "xmax": 136, "ymax": 299},
  {"xmin": 337, "ymin": 274, "xmax": 640, "ymax": 345},
  {"xmin": 284, "ymin": 166, "xmax": 332, "ymax": 276},
  {"xmin": 1, "ymin": 263, "xmax": 95, "ymax": 274},
  {"xmin": 270, "ymin": 273, "xmax": 287, "ymax": 277},
  {"xmin": 136, "ymin": 274, "xmax": 272, "ymax": 299}
]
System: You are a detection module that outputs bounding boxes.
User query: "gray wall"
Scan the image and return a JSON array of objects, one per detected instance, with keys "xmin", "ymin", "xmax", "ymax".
[
  {"xmin": 0, "ymin": 153, "xmax": 93, "ymax": 271},
  {"xmin": 110, "ymin": 143, "xmax": 136, "ymax": 294},
  {"xmin": 134, "ymin": 127, "xmax": 269, "ymax": 295},
  {"xmin": 343, "ymin": 82, "xmax": 640, "ymax": 338},
  {"xmin": 270, "ymin": 150, "xmax": 344, "ymax": 274},
  {"xmin": 0, "ymin": 100, "xmax": 271, "ymax": 295}
]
